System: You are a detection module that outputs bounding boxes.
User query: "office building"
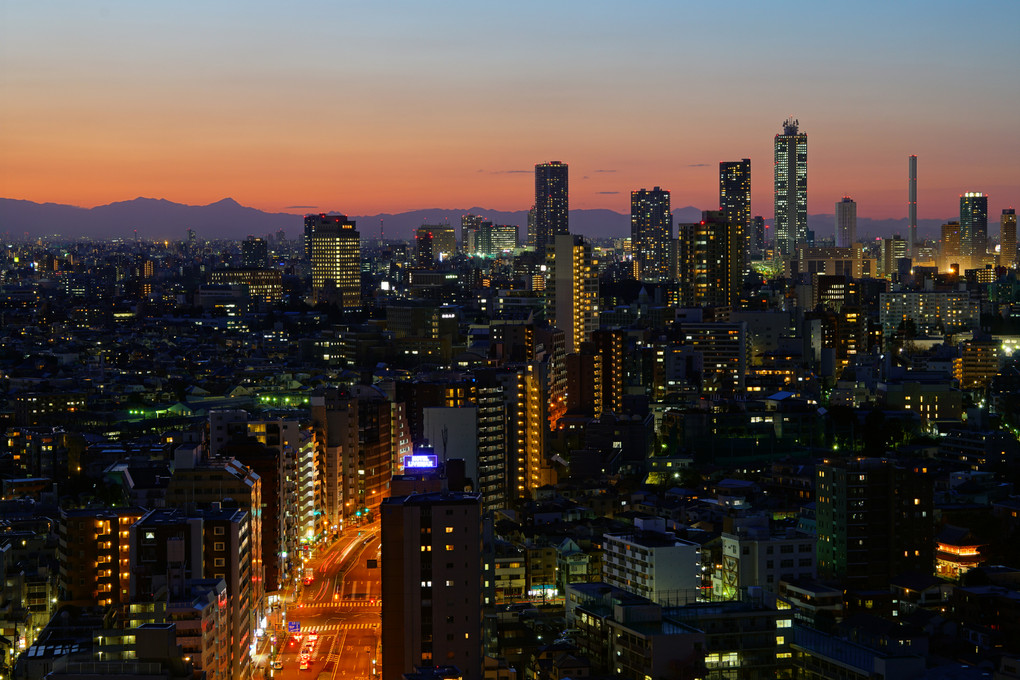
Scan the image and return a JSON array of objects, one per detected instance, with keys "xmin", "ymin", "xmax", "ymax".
[
  {"xmin": 960, "ymin": 192, "xmax": 988, "ymax": 265},
  {"xmin": 241, "ymin": 236, "xmax": 268, "ymax": 268},
  {"xmin": 381, "ymin": 492, "xmax": 482, "ymax": 680},
  {"xmin": 309, "ymin": 215, "xmax": 361, "ymax": 307},
  {"xmin": 720, "ymin": 159, "xmax": 751, "ymax": 251},
  {"xmin": 677, "ymin": 210, "xmax": 742, "ymax": 308},
  {"xmin": 630, "ymin": 187, "xmax": 672, "ymax": 282},
  {"xmin": 908, "ymin": 155, "xmax": 918, "ymax": 256},
  {"xmin": 534, "ymin": 161, "xmax": 569, "ymax": 255},
  {"xmin": 834, "ymin": 196, "xmax": 856, "ymax": 248},
  {"xmin": 208, "ymin": 268, "xmax": 283, "ymax": 305},
  {"xmin": 461, "ymin": 214, "xmax": 484, "ymax": 254},
  {"xmin": 415, "ymin": 228, "xmax": 435, "ymax": 268},
  {"xmin": 880, "ymin": 234, "xmax": 909, "ymax": 278},
  {"xmin": 546, "ymin": 234, "xmax": 598, "ymax": 353},
  {"xmin": 1001, "ymin": 208, "xmax": 1017, "ymax": 268},
  {"xmin": 774, "ymin": 118, "xmax": 808, "ymax": 258}
]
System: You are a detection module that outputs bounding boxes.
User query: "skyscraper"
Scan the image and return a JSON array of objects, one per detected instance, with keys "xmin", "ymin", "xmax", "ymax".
[
  {"xmin": 773, "ymin": 118, "xmax": 807, "ymax": 258},
  {"xmin": 677, "ymin": 210, "xmax": 743, "ymax": 308},
  {"xmin": 1001, "ymin": 209, "xmax": 1017, "ymax": 268},
  {"xmin": 630, "ymin": 187, "xmax": 672, "ymax": 282},
  {"xmin": 960, "ymin": 192, "xmax": 988, "ymax": 266},
  {"xmin": 381, "ymin": 492, "xmax": 482, "ymax": 680},
  {"xmin": 534, "ymin": 161, "xmax": 569, "ymax": 255},
  {"xmin": 546, "ymin": 234, "xmax": 598, "ymax": 353},
  {"xmin": 720, "ymin": 159, "xmax": 751, "ymax": 251},
  {"xmin": 310, "ymin": 215, "xmax": 361, "ymax": 307},
  {"xmin": 908, "ymin": 155, "xmax": 918, "ymax": 257},
  {"xmin": 834, "ymin": 196, "xmax": 857, "ymax": 248}
]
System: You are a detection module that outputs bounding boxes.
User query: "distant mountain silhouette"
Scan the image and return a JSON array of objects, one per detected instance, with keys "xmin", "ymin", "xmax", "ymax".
[{"xmin": 0, "ymin": 197, "xmax": 953, "ymax": 242}]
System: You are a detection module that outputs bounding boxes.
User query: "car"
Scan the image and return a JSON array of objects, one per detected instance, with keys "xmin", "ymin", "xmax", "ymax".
[
  {"xmin": 299, "ymin": 660, "xmax": 309, "ymax": 671},
  {"xmin": 308, "ymin": 634, "xmax": 318, "ymax": 642},
  {"xmin": 271, "ymin": 661, "xmax": 283, "ymax": 670}
]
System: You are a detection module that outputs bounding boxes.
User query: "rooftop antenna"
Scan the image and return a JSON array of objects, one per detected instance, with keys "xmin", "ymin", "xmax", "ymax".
[
  {"xmin": 441, "ymin": 425, "xmax": 449, "ymax": 464},
  {"xmin": 380, "ymin": 218, "xmax": 384, "ymax": 242}
]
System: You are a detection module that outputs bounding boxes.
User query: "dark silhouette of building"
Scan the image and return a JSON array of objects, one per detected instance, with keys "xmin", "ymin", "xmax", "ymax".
[{"xmin": 534, "ymin": 161, "xmax": 568, "ymax": 255}]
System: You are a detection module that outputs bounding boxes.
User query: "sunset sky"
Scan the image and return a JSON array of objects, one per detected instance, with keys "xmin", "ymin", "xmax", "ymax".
[{"xmin": 2, "ymin": 0, "xmax": 1018, "ymax": 220}]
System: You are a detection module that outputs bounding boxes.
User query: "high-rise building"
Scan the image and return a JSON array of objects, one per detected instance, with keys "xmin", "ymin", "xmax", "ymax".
[
  {"xmin": 241, "ymin": 236, "xmax": 268, "ymax": 268},
  {"xmin": 677, "ymin": 210, "xmax": 743, "ymax": 308},
  {"xmin": 908, "ymin": 155, "xmax": 918, "ymax": 257},
  {"xmin": 304, "ymin": 213, "xmax": 350, "ymax": 260},
  {"xmin": 1001, "ymin": 208, "xmax": 1017, "ymax": 268},
  {"xmin": 773, "ymin": 118, "xmax": 807, "ymax": 258},
  {"xmin": 534, "ymin": 161, "xmax": 569, "ymax": 255},
  {"xmin": 720, "ymin": 159, "xmax": 751, "ymax": 252},
  {"xmin": 381, "ymin": 492, "xmax": 482, "ymax": 680},
  {"xmin": 960, "ymin": 192, "xmax": 989, "ymax": 265},
  {"xmin": 415, "ymin": 228, "xmax": 435, "ymax": 268},
  {"xmin": 546, "ymin": 234, "xmax": 598, "ymax": 353},
  {"xmin": 834, "ymin": 196, "xmax": 857, "ymax": 248},
  {"xmin": 750, "ymin": 215, "xmax": 766, "ymax": 252},
  {"xmin": 461, "ymin": 214, "xmax": 484, "ymax": 254},
  {"xmin": 309, "ymin": 215, "xmax": 361, "ymax": 307},
  {"xmin": 940, "ymin": 221, "xmax": 962, "ymax": 272},
  {"xmin": 630, "ymin": 187, "xmax": 672, "ymax": 282},
  {"xmin": 418, "ymin": 224, "xmax": 457, "ymax": 260},
  {"xmin": 881, "ymin": 234, "xmax": 909, "ymax": 278}
]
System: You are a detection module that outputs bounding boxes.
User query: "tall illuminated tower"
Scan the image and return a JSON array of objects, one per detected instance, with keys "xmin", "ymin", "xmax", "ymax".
[
  {"xmin": 960, "ymin": 192, "xmax": 988, "ymax": 265},
  {"xmin": 630, "ymin": 187, "xmax": 672, "ymax": 282},
  {"xmin": 835, "ymin": 196, "xmax": 857, "ymax": 248},
  {"xmin": 773, "ymin": 118, "xmax": 807, "ymax": 258},
  {"xmin": 534, "ymin": 161, "xmax": 569, "ymax": 255},
  {"xmin": 1002, "ymin": 208, "xmax": 1017, "ymax": 268},
  {"xmin": 546, "ymin": 234, "xmax": 598, "ymax": 353},
  {"xmin": 908, "ymin": 155, "xmax": 918, "ymax": 257},
  {"xmin": 310, "ymin": 215, "xmax": 361, "ymax": 307},
  {"xmin": 720, "ymin": 159, "xmax": 751, "ymax": 251}
]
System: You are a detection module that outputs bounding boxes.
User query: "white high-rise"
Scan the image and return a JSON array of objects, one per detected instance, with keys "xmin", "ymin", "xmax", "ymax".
[
  {"xmin": 774, "ymin": 118, "xmax": 807, "ymax": 257},
  {"xmin": 835, "ymin": 196, "xmax": 857, "ymax": 248}
]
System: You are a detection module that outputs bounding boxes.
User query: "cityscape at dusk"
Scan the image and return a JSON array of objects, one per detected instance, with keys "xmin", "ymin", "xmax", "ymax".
[{"xmin": 3, "ymin": 2, "xmax": 1020, "ymax": 680}]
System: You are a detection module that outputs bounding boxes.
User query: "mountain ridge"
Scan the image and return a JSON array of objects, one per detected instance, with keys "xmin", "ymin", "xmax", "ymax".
[{"xmin": 1, "ymin": 197, "xmax": 954, "ymax": 242}]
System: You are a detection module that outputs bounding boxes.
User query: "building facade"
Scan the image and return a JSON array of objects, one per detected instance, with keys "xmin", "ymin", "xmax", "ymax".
[{"xmin": 774, "ymin": 118, "xmax": 808, "ymax": 258}]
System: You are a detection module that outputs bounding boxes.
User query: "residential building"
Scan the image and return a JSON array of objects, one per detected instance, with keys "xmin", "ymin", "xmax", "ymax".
[
  {"xmin": 834, "ymin": 196, "xmax": 856, "ymax": 248},
  {"xmin": 534, "ymin": 162, "xmax": 569, "ymax": 255},
  {"xmin": 381, "ymin": 492, "xmax": 482, "ymax": 680},
  {"xmin": 630, "ymin": 187, "xmax": 672, "ymax": 283},
  {"xmin": 720, "ymin": 159, "xmax": 751, "ymax": 253},
  {"xmin": 546, "ymin": 234, "xmax": 598, "ymax": 354}
]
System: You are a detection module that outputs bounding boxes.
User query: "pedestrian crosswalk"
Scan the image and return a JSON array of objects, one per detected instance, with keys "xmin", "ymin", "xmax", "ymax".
[
  {"xmin": 297, "ymin": 600, "xmax": 380, "ymax": 609},
  {"xmin": 297, "ymin": 622, "xmax": 378, "ymax": 633}
]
